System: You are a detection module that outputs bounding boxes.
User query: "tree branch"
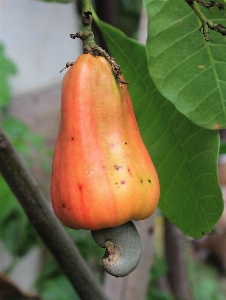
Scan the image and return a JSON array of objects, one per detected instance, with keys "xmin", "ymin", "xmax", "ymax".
[
  {"xmin": 0, "ymin": 127, "xmax": 109, "ymax": 300},
  {"xmin": 185, "ymin": 0, "xmax": 226, "ymax": 41}
]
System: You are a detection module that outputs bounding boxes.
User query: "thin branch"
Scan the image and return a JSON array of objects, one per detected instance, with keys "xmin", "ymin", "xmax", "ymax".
[
  {"xmin": 185, "ymin": 0, "xmax": 226, "ymax": 41},
  {"xmin": 0, "ymin": 127, "xmax": 109, "ymax": 300}
]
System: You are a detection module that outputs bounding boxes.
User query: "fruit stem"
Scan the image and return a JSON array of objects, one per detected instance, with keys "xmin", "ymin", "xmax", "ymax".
[
  {"xmin": 72, "ymin": 0, "xmax": 95, "ymax": 52},
  {"xmin": 82, "ymin": 0, "xmax": 91, "ymax": 13},
  {"xmin": 68, "ymin": 0, "xmax": 129, "ymax": 84}
]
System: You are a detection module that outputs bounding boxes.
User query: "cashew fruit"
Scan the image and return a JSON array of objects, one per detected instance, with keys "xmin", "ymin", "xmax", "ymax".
[{"xmin": 51, "ymin": 54, "xmax": 160, "ymax": 230}]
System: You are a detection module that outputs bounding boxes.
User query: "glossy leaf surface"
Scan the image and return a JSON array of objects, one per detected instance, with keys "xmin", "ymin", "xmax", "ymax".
[{"xmin": 143, "ymin": 0, "xmax": 226, "ymax": 130}]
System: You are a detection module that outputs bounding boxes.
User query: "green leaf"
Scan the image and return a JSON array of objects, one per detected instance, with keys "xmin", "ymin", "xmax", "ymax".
[
  {"xmin": 39, "ymin": 276, "xmax": 80, "ymax": 300},
  {"xmin": 143, "ymin": 0, "xmax": 226, "ymax": 130},
  {"xmin": 0, "ymin": 42, "xmax": 17, "ymax": 109},
  {"xmin": 219, "ymin": 141, "xmax": 226, "ymax": 154},
  {"xmin": 2, "ymin": 118, "xmax": 30, "ymax": 138},
  {"xmin": 0, "ymin": 176, "xmax": 39, "ymax": 256},
  {"xmin": 0, "ymin": 76, "xmax": 11, "ymax": 107},
  {"xmin": 0, "ymin": 176, "xmax": 20, "ymax": 224},
  {"xmin": 0, "ymin": 55, "xmax": 17, "ymax": 76},
  {"xmin": 94, "ymin": 17, "xmax": 223, "ymax": 238}
]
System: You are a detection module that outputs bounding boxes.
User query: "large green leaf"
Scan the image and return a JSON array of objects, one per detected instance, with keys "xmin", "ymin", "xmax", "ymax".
[
  {"xmin": 94, "ymin": 17, "xmax": 223, "ymax": 238},
  {"xmin": 143, "ymin": 0, "xmax": 226, "ymax": 130}
]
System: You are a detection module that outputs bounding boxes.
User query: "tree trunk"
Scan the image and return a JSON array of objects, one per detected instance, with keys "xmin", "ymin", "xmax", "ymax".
[{"xmin": 164, "ymin": 218, "xmax": 192, "ymax": 300}]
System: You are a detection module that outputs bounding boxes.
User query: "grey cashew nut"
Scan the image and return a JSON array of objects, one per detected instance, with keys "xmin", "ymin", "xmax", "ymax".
[{"xmin": 91, "ymin": 221, "xmax": 141, "ymax": 277}]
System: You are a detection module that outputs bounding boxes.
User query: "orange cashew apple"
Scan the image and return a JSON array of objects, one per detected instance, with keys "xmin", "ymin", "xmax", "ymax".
[{"xmin": 51, "ymin": 54, "xmax": 160, "ymax": 230}]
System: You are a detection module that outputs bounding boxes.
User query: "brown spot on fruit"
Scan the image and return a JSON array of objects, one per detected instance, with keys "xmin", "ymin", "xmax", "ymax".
[
  {"xmin": 114, "ymin": 165, "xmax": 122, "ymax": 170},
  {"xmin": 127, "ymin": 167, "xmax": 133, "ymax": 177},
  {"xmin": 120, "ymin": 180, "xmax": 126, "ymax": 185}
]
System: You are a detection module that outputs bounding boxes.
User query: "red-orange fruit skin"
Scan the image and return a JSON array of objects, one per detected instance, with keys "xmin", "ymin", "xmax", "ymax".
[{"xmin": 51, "ymin": 54, "xmax": 160, "ymax": 230}]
